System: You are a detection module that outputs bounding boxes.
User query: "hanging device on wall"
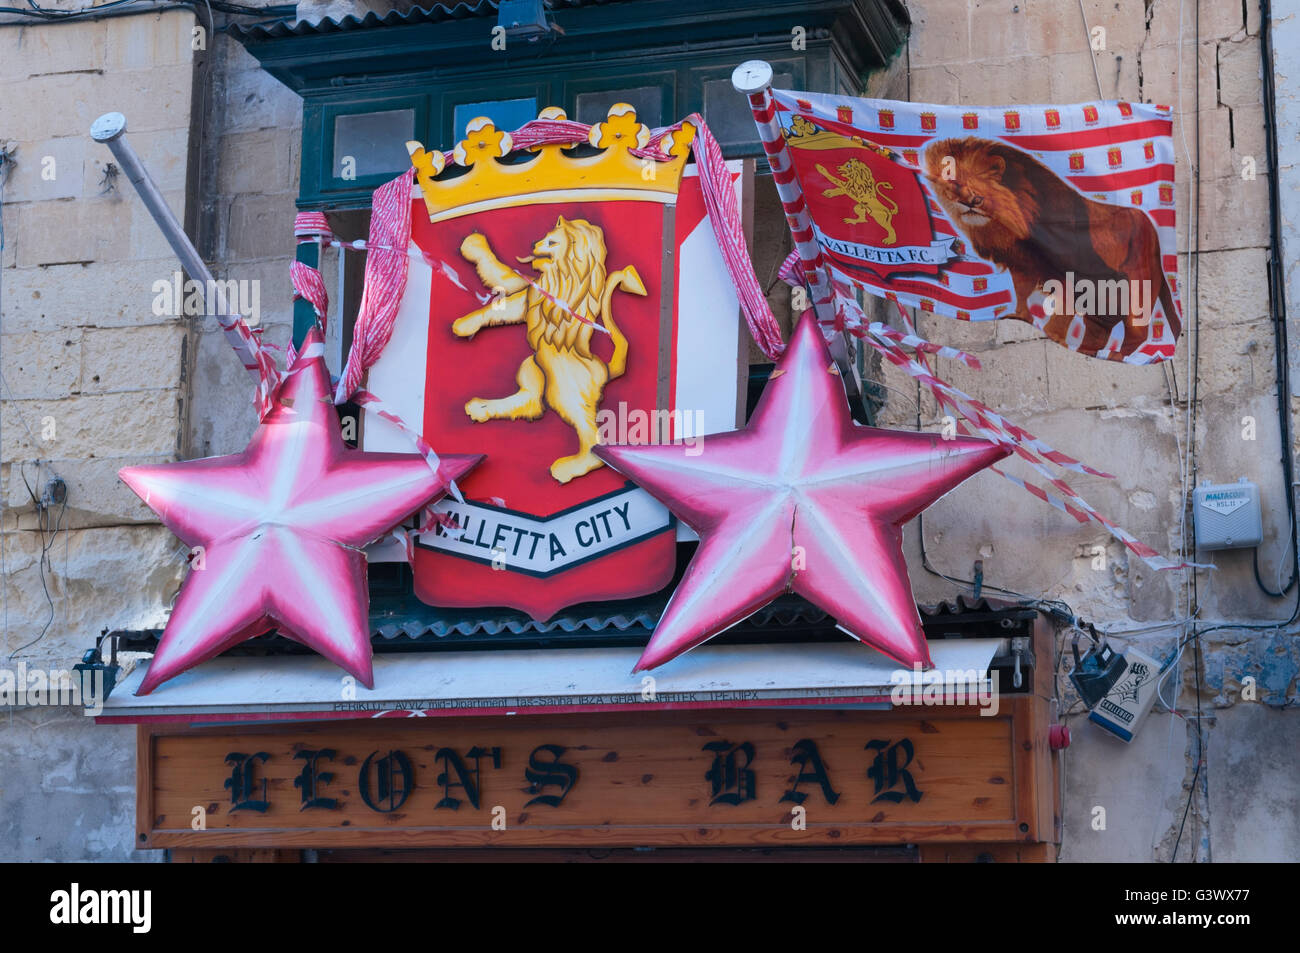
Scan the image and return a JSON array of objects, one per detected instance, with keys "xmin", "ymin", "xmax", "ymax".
[
  {"xmin": 1193, "ymin": 478, "xmax": 1264, "ymax": 550},
  {"xmin": 1086, "ymin": 645, "xmax": 1161, "ymax": 743},
  {"xmin": 1068, "ymin": 634, "xmax": 1127, "ymax": 709},
  {"xmin": 1069, "ymin": 634, "xmax": 1163, "ymax": 744}
]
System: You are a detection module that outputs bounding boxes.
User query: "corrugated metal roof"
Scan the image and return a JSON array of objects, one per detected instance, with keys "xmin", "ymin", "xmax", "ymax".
[
  {"xmin": 228, "ymin": 0, "xmax": 632, "ymax": 41},
  {"xmin": 372, "ymin": 592, "xmax": 1032, "ymax": 640},
  {"xmin": 371, "ymin": 590, "xmax": 830, "ymax": 640},
  {"xmin": 109, "ymin": 591, "xmax": 1032, "ymax": 657}
]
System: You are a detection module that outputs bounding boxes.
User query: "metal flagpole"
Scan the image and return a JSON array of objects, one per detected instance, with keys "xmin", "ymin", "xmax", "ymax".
[
  {"xmin": 732, "ymin": 61, "xmax": 866, "ymax": 402},
  {"xmin": 89, "ymin": 112, "xmax": 277, "ymax": 407},
  {"xmin": 732, "ymin": 61, "xmax": 838, "ymax": 327}
]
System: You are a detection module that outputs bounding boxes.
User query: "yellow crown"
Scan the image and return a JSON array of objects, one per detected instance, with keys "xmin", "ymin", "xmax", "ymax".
[{"xmin": 407, "ymin": 104, "xmax": 696, "ymax": 223}]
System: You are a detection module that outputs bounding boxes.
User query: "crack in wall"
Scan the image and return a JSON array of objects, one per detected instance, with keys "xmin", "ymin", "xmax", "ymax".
[{"xmin": 1138, "ymin": 0, "xmax": 1156, "ymax": 102}]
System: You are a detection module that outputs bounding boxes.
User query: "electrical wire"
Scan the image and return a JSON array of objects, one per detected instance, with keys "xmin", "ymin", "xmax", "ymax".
[
  {"xmin": 1077, "ymin": 0, "xmax": 1104, "ymax": 99},
  {"xmin": 1171, "ymin": 0, "xmax": 1204, "ymax": 864},
  {"xmin": 0, "ymin": 0, "xmax": 289, "ymax": 20},
  {"xmin": 7, "ymin": 463, "xmax": 67, "ymax": 659},
  {"xmin": 1250, "ymin": 0, "xmax": 1300, "ymax": 606},
  {"xmin": 0, "ymin": 146, "xmax": 10, "ymax": 660}
]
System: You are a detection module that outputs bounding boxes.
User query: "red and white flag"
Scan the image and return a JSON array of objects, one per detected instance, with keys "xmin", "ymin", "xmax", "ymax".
[{"xmin": 770, "ymin": 90, "xmax": 1181, "ymax": 364}]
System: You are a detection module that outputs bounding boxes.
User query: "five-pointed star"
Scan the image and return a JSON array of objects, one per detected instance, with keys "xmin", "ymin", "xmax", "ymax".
[
  {"xmin": 594, "ymin": 313, "xmax": 1010, "ymax": 672},
  {"xmin": 121, "ymin": 327, "xmax": 482, "ymax": 694}
]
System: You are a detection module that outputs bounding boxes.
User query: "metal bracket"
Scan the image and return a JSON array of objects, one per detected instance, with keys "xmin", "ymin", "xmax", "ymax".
[{"xmin": 1010, "ymin": 635, "xmax": 1030, "ymax": 689}]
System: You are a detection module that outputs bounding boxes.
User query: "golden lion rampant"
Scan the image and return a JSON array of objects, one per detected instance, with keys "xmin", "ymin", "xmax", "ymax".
[
  {"xmin": 451, "ymin": 216, "xmax": 645, "ymax": 484},
  {"xmin": 817, "ymin": 158, "xmax": 899, "ymax": 245}
]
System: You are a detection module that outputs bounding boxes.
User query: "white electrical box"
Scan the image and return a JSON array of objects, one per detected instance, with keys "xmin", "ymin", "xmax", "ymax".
[
  {"xmin": 1193, "ymin": 478, "xmax": 1263, "ymax": 551},
  {"xmin": 1088, "ymin": 646, "xmax": 1161, "ymax": 743}
]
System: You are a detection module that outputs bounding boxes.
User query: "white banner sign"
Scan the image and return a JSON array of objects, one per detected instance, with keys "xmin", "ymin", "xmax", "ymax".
[{"xmin": 418, "ymin": 486, "xmax": 673, "ymax": 577}]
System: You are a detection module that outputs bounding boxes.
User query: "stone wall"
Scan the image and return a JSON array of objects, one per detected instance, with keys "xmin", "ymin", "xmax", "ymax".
[
  {"xmin": 1, "ymin": 0, "xmax": 1295, "ymax": 861},
  {"xmin": 189, "ymin": 25, "xmax": 301, "ymax": 458},
  {"xmin": 878, "ymin": 0, "xmax": 1298, "ymax": 862},
  {"xmin": 0, "ymin": 9, "xmax": 200, "ymax": 860}
]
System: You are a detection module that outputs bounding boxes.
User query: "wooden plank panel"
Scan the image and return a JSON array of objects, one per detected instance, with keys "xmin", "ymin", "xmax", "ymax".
[
  {"xmin": 316, "ymin": 846, "xmax": 919, "ymax": 863},
  {"xmin": 140, "ymin": 708, "xmax": 1031, "ymax": 849},
  {"xmin": 917, "ymin": 842, "xmax": 1056, "ymax": 863},
  {"xmin": 168, "ymin": 849, "xmax": 301, "ymax": 863}
]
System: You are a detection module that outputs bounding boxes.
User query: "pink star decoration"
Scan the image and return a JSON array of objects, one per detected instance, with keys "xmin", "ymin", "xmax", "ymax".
[
  {"xmin": 121, "ymin": 327, "xmax": 482, "ymax": 695},
  {"xmin": 594, "ymin": 313, "xmax": 1011, "ymax": 673}
]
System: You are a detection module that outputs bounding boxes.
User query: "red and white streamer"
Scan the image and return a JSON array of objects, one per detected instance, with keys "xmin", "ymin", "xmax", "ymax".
[
  {"xmin": 665, "ymin": 114, "xmax": 786, "ymax": 360},
  {"xmin": 351, "ymin": 387, "xmax": 466, "ymax": 562},
  {"xmin": 835, "ymin": 295, "xmax": 1204, "ymax": 571},
  {"xmin": 289, "ymin": 212, "xmax": 461, "ymax": 561},
  {"xmin": 744, "ymin": 88, "xmax": 837, "ymax": 336},
  {"xmin": 334, "ymin": 169, "xmax": 415, "ymax": 405},
  {"xmin": 865, "ymin": 321, "xmax": 981, "ymax": 369},
  {"xmin": 215, "ymin": 311, "xmax": 280, "ymax": 420}
]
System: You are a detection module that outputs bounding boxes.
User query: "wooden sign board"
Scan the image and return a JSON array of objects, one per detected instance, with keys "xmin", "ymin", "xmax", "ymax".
[{"xmin": 138, "ymin": 701, "xmax": 1055, "ymax": 849}]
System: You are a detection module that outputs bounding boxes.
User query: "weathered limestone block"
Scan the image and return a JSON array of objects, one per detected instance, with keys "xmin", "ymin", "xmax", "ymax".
[
  {"xmin": 4, "ymin": 454, "xmax": 175, "ymax": 526},
  {"xmin": 2, "ymin": 136, "xmax": 85, "ymax": 203},
  {"xmin": 1146, "ymin": 0, "xmax": 1247, "ymax": 47},
  {"xmin": 1, "ymin": 390, "xmax": 180, "ymax": 460},
  {"xmin": 907, "ymin": 2, "xmax": 971, "ymax": 68},
  {"xmin": 103, "ymin": 8, "xmax": 196, "ymax": 70},
  {"xmin": 0, "ymin": 258, "xmax": 190, "ymax": 333},
  {"xmin": 81, "ymin": 324, "xmax": 188, "ymax": 395},
  {"xmin": 1208, "ymin": 704, "xmax": 1300, "ymax": 860},
  {"xmin": 0, "ymin": 18, "xmax": 106, "ymax": 81},
  {"xmin": 0, "ymin": 331, "xmax": 81, "ymax": 399},
  {"xmin": 0, "ymin": 524, "xmax": 184, "ymax": 662},
  {"xmin": 216, "ymin": 128, "xmax": 296, "ymax": 196}
]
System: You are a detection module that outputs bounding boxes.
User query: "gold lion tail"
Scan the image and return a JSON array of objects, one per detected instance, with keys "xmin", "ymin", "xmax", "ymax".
[
  {"xmin": 878, "ymin": 181, "xmax": 898, "ymax": 216},
  {"xmin": 600, "ymin": 265, "xmax": 645, "ymax": 379}
]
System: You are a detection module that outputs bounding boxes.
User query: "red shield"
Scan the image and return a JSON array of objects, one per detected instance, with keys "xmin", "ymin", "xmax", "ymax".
[
  {"xmin": 1004, "ymin": 111, "xmax": 1021, "ymax": 131},
  {"xmin": 1069, "ymin": 152, "xmax": 1086, "ymax": 171},
  {"xmin": 962, "ymin": 113, "xmax": 978, "ymax": 130},
  {"xmin": 921, "ymin": 112, "xmax": 937, "ymax": 131},
  {"xmin": 1083, "ymin": 105, "xmax": 1100, "ymax": 124},
  {"xmin": 407, "ymin": 200, "xmax": 677, "ymax": 620},
  {"xmin": 1045, "ymin": 109, "xmax": 1061, "ymax": 128},
  {"xmin": 878, "ymin": 108, "xmax": 894, "ymax": 129},
  {"xmin": 788, "ymin": 130, "xmax": 952, "ymax": 281},
  {"xmin": 1143, "ymin": 140, "xmax": 1156, "ymax": 161},
  {"xmin": 1107, "ymin": 146, "xmax": 1123, "ymax": 167}
]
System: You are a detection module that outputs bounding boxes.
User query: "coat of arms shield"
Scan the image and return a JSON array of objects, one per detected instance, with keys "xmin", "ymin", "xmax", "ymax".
[
  {"xmin": 362, "ymin": 106, "xmax": 745, "ymax": 621},
  {"xmin": 781, "ymin": 115, "xmax": 954, "ymax": 283}
]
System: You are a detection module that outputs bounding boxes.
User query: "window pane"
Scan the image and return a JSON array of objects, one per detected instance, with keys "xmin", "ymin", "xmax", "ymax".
[
  {"xmin": 453, "ymin": 97, "xmax": 538, "ymax": 141},
  {"xmin": 333, "ymin": 109, "xmax": 415, "ymax": 179},
  {"xmin": 575, "ymin": 86, "xmax": 663, "ymax": 128},
  {"xmin": 702, "ymin": 73, "xmax": 792, "ymax": 151}
]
